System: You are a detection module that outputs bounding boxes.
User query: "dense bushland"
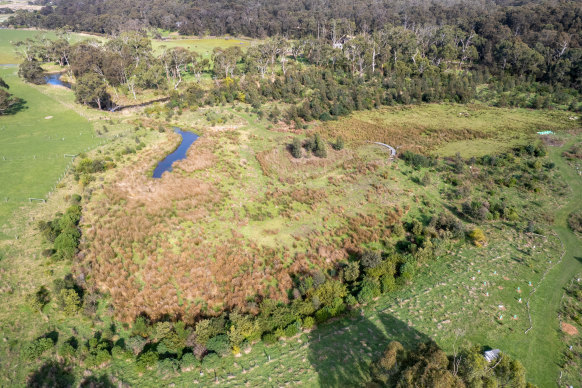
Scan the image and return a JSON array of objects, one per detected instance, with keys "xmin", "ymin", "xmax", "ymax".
[{"xmin": 13, "ymin": 4, "xmax": 582, "ymax": 114}]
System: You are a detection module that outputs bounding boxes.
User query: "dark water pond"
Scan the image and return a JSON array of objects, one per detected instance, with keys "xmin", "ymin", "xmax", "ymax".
[
  {"xmin": 45, "ymin": 73, "xmax": 71, "ymax": 88},
  {"xmin": 153, "ymin": 128, "xmax": 199, "ymax": 178}
]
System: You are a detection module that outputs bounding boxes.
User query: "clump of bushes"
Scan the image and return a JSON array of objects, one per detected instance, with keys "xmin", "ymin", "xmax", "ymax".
[
  {"xmin": 303, "ymin": 134, "xmax": 327, "ymax": 158},
  {"xmin": 468, "ymin": 228, "xmax": 487, "ymax": 247},
  {"xmin": 22, "ymin": 337, "xmax": 55, "ymax": 361},
  {"xmin": 74, "ymin": 157, "xmax": 115, "ymax": 187},
  {"xmin": 37, "ymin": 202, "xmax": 82, "ymax": 260},
  {"xmin": 27, "ymin": 286, "xmax": 50, "ymax": 312},
  {"xmin": 289, "ymin": 134, "xmax": 328, "ymax": 158},
  {"xmin": 400, "ymin": 150, "xmax": 436, "ymax": 169},
  {"xmin": 53, "ymin": 274, "xmax": 83, "ymax": 316},
  {"xmin": 18, "ymin": 60, "xmax": 45, "ymax": 85},
  {"xmin": 331, "ymin": 136, "xmax": 344, "ymax": 151},
  {"xmin": 430, "ymin": 213, "xmax": 465, "ymax": 238},
  {"xmin": 370, "ymin": 341, "xmax": 532, "ymax": 387},
  {"xmin": 567, "ymin": 210, "xmax": 582, "ymax": 234},
  {"xmin": 462, "ymin": 200, "xmax": 490, "ymax": 221},
  {"xmin": 290, "ymin": 137, "xmax": 302, "ymax": 158}
]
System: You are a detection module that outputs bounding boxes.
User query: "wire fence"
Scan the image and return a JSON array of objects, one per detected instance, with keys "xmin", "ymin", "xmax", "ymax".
[
  {"xmin": 0, "ymin": 135, "xmax": 119, "ymax": 205},
  {"xmin": 0, "ymin": 125, "xmax": 140, "ymax": 206}
]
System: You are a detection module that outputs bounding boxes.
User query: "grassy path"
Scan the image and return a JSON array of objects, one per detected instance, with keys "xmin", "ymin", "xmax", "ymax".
[{"xmin": 521, "ymin": 141, "xmax": 582, "ymax": 387}]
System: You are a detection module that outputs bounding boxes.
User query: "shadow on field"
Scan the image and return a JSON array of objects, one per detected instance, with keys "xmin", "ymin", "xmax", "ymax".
[
  {"xmin": 26, "ymin": 361, "xmax": 74, "ymax": 388},
  {"xmin": 1, "ymin": 97, "xmax": 27, "ymax": 115},
  {"xmin": 307, "ymin": 312, "xmax": 430, "ymax": 387}
]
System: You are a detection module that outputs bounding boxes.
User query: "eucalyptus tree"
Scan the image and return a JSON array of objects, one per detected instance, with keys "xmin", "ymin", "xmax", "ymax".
[
  {"xmin": 160, "ymin": 47, "xmax": 190, "ymax": 89},
  {"xmin": 212, "ymin": 46, "xmax": 242, "ymax": 78},
  {"xmin": 75, "ymin": 73, "xmax": 111, "ymax": 110}
]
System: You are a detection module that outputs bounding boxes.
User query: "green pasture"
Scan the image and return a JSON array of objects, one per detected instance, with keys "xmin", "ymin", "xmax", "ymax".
[
  {"xmin": 152, "ymin": 37, "xmax": 254, "ymax": 59},
  {"xmin": 0, "ymin": 29, "xmax": 251, "ymax": 65},
  {"xmin": 0, "ymin": 67, "xmax": 97, "ymax": 238}
]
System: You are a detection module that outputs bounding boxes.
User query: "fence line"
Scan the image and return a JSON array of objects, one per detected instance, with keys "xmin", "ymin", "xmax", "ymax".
[{"xmin": 2, "ymin": 129, "xmax": 139, "ymax": 205}]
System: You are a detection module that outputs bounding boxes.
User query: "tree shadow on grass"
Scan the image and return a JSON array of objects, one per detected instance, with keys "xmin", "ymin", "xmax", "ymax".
[
  {"xmin": 307, "ymin": 311, "xmax": 431, "ymax": 387},
  {"xmin": 0, "ymin": 94, "xmax": 27, "ymax": 115},
  {"xmin": 26, "ymin": 361, "xmax": 75, "ymax": 388}
]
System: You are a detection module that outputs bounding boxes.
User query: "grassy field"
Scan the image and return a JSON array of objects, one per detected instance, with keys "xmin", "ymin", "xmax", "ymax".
[
  {"xmin": 0, "ymin": 29, "xmax": 98, "ymax": 64},
  {"xmin": 558, "ymin": 271, "xmax": 582, "ymax": 388},
  {"xmin": 0, "ymin": 99, "xmax": 164, "ymax": 384},
  {"xmin": 152, "ymin": 37, "xmax": 254, "ymax": 59},
  {"xmin": 0, "ymin": 67, "xmax": 98, "ymax": 239},
  {"xmin": 0, "ymin": 29, "xmax": 253, "ymax": 64},
  {"xmin": 316, "ymin": 104, "xmax": 577, "ymax": 157}
]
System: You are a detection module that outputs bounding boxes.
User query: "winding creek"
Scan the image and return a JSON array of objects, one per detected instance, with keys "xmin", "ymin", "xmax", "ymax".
[
  {"xmin": 44, "ymin": 73, "xmax": 71, "ymax": 88},
  {"xmin": 40, "ymin": 71, "xmax": 199, "ymax": 178},
  {"xmin": 152, "ymin": 128, "xmax": 199, "ymax": 178}
]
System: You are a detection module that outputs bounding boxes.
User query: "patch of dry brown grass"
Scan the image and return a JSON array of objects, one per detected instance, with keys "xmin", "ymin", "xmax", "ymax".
[
  {"xmin": 315, "ymin": 114, "xmax": 488, "ymax": 153},
  {"xmin": 78, "ymin": 120, "xmax": 408, "ymax": 323}
]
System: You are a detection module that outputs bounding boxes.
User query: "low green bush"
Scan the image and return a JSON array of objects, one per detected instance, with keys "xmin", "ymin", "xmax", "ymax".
[{"xmin": 22, "ymin": 337, "xmax": 54, "ymax": 361}]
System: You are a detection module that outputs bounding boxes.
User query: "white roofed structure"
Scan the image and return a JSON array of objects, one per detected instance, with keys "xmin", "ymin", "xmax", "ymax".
[{"xmin": 484, "ymin": 349, "xmax": 501, "ymax": 363}]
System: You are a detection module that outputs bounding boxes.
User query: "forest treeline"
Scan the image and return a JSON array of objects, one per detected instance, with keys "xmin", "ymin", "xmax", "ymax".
[
  {"xmin": 7, "ymin": 1, "xmax": 582, "ymax": 92},
  {"xmin": 14, "ymin": 20, "xmax": 582, "ymax": 119}
]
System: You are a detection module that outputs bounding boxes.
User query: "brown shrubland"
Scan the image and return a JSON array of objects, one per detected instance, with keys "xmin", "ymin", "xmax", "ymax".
[{"xmin": 79, "ymin": 127, "xmax": 403, "ymax": 323}]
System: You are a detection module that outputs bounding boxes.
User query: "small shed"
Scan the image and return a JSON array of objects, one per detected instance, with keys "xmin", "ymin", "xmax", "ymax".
[{"xmin": 484, "ymin": 349, "xmax": 501, "ymax": 363}]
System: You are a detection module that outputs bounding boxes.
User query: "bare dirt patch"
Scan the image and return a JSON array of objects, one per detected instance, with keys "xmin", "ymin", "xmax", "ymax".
[
  {"xmin": 540, "ymin": 135, "xmax": 564, "ymax": 147},
  {"xmin": 561, "ymin": 322, "xmax": 579, "ymax": 336}
]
